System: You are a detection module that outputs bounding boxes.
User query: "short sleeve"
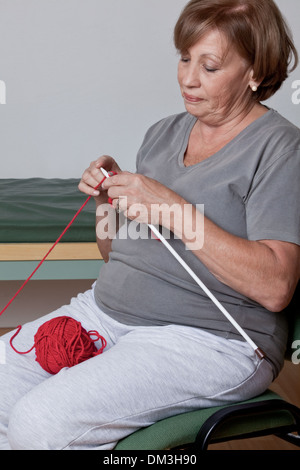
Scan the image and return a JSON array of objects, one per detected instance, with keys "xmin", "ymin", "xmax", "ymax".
[{"xmin": 245, "ymin": 149, "xmax": 300, "ymax": 246}]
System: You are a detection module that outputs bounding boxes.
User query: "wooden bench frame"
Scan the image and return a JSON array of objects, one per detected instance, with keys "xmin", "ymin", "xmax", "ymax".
[{"xmin": 0, "ymin": 243, "xmax": 102, "ymax": 261}]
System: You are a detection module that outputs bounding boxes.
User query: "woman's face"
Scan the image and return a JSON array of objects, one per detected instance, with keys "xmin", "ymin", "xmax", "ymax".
[{"xmin": 177, "ymin": 29, "xmax": 255, "ymax": 126}]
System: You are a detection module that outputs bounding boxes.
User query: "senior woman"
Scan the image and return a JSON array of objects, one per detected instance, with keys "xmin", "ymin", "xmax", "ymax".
[{"xmin": 0, "ymin": 0, "xmax": 299, "ymax": 450}]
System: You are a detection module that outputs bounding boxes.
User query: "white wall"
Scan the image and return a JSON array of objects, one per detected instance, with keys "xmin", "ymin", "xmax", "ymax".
[
  {"xmin": 0, "ymin": 0, "xmax": 299, "ymax": 179},
  {"xmin": 0, "ymin": 0, "xmax": 187, "ymax": 178}
]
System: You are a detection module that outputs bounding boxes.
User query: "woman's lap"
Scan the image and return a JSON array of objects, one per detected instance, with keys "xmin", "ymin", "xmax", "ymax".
[{"xmin": 0, "ymin": 286, "xmax": 274, "ymax": 450}]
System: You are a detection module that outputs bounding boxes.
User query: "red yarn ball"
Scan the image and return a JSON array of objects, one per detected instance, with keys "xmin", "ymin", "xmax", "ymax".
[{"xmin": 10, "ymin": 316, "xmax": 107, "ymax": 375}]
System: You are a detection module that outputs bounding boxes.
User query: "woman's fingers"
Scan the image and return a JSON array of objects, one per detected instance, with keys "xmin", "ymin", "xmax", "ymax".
[
  {"xmin": 78, "ymin": 156, "xmax": 120, "ymax": 196},
  {"xmin": 78, "ymin": 168, "xmax": 103, "ymax": 196},
  {"xmin": 94, "ymin": 155, "xmax": 122, "ymax": 175}
]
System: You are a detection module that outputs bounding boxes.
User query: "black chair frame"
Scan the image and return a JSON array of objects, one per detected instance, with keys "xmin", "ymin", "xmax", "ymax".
[{"xmin": 190, "ymin": 399, "xmax": 300, "ymax": 450}]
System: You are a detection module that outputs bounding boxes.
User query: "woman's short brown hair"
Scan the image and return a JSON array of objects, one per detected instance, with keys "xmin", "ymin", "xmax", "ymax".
[{"xmin": 174, "ymin": 0, "xmax": 298, "ymax": 101}]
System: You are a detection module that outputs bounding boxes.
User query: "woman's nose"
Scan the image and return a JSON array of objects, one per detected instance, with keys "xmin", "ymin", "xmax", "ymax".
[{"xmin": 182, "ymin": 64, "xmax": 201, "ymax": 88}]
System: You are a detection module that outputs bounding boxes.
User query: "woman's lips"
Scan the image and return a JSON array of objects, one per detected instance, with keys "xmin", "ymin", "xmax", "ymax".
[{"xmin": 183, "ymin": 93, "xmax": 203, "ymax": 103}]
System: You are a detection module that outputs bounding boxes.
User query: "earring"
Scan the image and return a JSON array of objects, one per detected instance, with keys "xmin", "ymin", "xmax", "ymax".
[{"xmin": 251, "ymin": 85, "xmax": 258, "ymax": 92}]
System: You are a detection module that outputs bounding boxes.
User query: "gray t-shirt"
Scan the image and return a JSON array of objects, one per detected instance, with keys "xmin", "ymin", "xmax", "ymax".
[{"xmin": 94, "ymin": 109, "xmax": 300, "ymax": 374}]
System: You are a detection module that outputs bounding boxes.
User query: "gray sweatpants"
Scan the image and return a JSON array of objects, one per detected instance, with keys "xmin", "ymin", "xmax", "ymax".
[{"xmin": 0, "ymin": 286, "xmax": 274, "ymax": 450}]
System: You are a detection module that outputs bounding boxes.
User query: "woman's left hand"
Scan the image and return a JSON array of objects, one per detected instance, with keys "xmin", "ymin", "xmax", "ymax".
[{"xmin": 101, "ymin": 172, "xmax": 184, "ymax": 227}]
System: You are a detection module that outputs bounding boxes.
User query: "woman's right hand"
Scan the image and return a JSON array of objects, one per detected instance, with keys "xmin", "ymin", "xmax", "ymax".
[
  {"xmin": 78, "ymin": 155, "xmax": 121, "ymax": 201},
  {"xmin": 78, "ymin": 156, "xmax": 121, "ymax": 261}
]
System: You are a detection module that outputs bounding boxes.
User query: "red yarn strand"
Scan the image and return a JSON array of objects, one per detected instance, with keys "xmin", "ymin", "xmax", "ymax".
[
  {"xmin": 88, "ymin": 330, "xmax": 107, "ymax": 355},
  {"xmin": 9, "ymin": 325, "xmax": 36, "ymax": 355}
]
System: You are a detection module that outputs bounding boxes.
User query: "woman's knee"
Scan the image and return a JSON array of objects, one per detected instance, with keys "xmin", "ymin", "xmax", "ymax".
[
  {"xmin": 7, "ymin": 392, "xmax": 62, "ymax": 450},
  {"xmin": 8, "ymin": 394, "xmax": 43, "ymax": 450}
]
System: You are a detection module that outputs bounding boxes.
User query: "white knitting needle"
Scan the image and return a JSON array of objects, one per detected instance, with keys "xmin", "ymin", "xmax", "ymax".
[
  {"xmin": 100, "ymin": 168, "xmax": 265, "ymax": 360},
  {"xmin": 100, "ymin": 168, "xmax": 112, "ymax": 179}
]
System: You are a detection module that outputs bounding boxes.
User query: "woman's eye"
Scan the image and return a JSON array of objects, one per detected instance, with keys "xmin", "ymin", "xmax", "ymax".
[
  {"xmin": 180, "ymin": 57, "xmax": 190, "ymax": 63},
  {"xmin": 204, "ymin": 66, "xmax": 218, "ymax": 73}
]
